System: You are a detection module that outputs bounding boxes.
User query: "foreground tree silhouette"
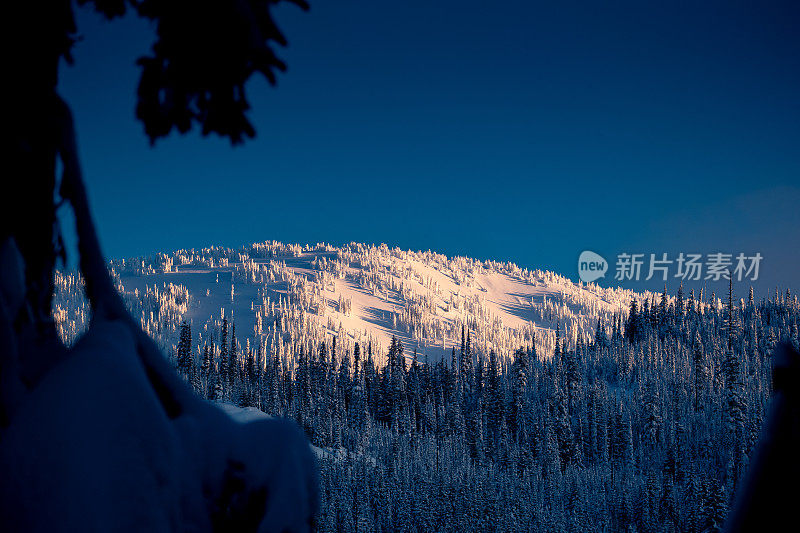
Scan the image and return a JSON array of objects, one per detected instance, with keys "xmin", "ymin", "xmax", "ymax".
[
  {"xmin": 11, "ymin": 0, "xmax": 308, "ymax": 325},
  {"xmin": 4, "ymin": 1, "xmax": 317, "ymax": 531}
]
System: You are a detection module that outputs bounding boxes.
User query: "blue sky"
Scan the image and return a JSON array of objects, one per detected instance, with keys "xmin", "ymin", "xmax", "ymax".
[{"xmin": 59, "ymin": 1, "xmax": 800, "ymax": 297}]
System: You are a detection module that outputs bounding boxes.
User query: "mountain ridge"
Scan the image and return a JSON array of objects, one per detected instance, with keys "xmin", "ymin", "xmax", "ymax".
[{"xmin": 55, "ymin": 240, "xmax": 667, "ymax": 364}]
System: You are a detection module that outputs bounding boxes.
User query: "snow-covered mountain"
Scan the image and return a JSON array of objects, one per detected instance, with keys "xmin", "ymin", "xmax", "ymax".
[
  {"xmin": 54, "ymin": 241, "xmax": 661, "ymax": 363},
  {"xmin": 46, "ymin": 240, "xmax": 790, "ymax": 531}
]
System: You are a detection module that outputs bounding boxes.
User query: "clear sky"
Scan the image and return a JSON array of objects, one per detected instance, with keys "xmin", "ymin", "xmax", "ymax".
[{"xmin": 58, "ymin": 0, "xmax": 800, "ymax": 298}]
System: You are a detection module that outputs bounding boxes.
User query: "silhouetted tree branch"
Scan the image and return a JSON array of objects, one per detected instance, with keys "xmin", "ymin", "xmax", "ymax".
[{"xmin": 10, "ymin": 0, "xmax": 307, "ymax": 334}]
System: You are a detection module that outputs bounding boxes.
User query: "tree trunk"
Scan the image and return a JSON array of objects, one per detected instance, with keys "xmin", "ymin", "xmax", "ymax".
[{"xmin": 57, "ymin": 98, "xmax": 198, "ymax": 419}]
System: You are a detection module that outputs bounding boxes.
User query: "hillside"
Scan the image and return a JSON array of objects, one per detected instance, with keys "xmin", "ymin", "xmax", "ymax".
[
  {"xmin": 47, "ymin": 239, "xmax": 797, "ymax": 531},
  {"xmin": 54, "ymin": 240, "xmax": 660, "ymax": 364}
]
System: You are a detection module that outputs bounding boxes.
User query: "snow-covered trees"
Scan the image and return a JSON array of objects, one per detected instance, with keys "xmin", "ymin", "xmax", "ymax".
[{"xmin": 47, "ymin": 241, "xmax": 796, "ymax": 531}]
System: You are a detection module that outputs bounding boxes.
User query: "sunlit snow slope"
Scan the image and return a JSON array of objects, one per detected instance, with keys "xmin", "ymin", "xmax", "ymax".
[{"xmin": 54, "ymin": 241, "xmax": 655, "ymax": 364}]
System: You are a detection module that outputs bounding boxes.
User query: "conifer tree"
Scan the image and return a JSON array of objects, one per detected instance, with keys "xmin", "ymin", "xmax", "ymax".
[
  {"xmin": 219, "ymin": 317, "xmax": 229, "ymax": 396},
  {"xmin": 177, "ymin": 320, "xmax": 192, "ymax": 379}
]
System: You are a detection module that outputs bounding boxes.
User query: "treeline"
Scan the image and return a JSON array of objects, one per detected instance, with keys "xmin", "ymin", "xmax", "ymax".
[{"xmin": 175, "ymin": 285, "xmax": 798, "ymax": 532}]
